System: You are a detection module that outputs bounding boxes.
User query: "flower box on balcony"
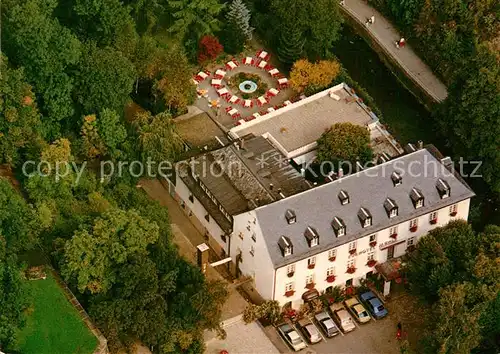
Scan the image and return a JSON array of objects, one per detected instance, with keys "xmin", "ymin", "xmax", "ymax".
[
  {"xmin": 349, "ymin": 249, "xmax": 357, "ymax": 255},
  {"xmin": 346, "ymin": 266, "xmax": 356, "ymax": 274},
  {"xmin": 410, "ymin": 226, "xmax": 418, "ymax": 233},
  {"xmin": 367, "ymin": 259, "xmax": 377, "ymax": 267},
  {"xmin": 369, "ymin": 241, "xmax": 377, "ymax": 247},
  {"xmin": 328, "ymin": 256, "xmax": 336, "ymax": 262},
  {"xmin": 430, "ymin": 219, "xmax": 438, "ymax": 225},
  {"xmin": 287, "ymin": 272, "xmax": 294, "ymax": 278},
  {"xmin": 284, "ymin": 290, "xmax": 295, "ymax": 297},
  {"xmin": 390, "ymin": 233, "xmax": 398, "ymax": 239},
  {"xmin": 307, "ymin": 264, "xmax": 315, "ymax": 269},
  {"xmin": 305, "ymin": 282, "xmax": 315, "ymax": 290},
  {"xmin": 326, "ymin": 275, "xmax": 336, "ymax": 283},
  {"xmin": 450, "ymin": 211, "xmax": 457, "ymax": 217}
]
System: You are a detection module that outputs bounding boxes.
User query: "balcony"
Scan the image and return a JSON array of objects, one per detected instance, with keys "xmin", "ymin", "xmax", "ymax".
[
  {"xmin": 390, "ymin": 233, "xmax": 398, "ymax": 239},
  {"xmin": 326, "ymin": 275, "xmax": 336, "ymax": 283},
  {"xmin": 307, "ymin": 263, "xmax": 316, "ymax": 269},
  {"xmin": 369, "ymin": 241, "xmax": 377, "ymax": 247},
  {"xmin": 367, "ymin": 259, "xmax": 377, "ymax": 267},
  {"xmin": 429, "ymin": 218, "xmax": 438, "ymax": 225},
  {"xmin": 284, "ymin": 290, "xmax": 295, "ymax": 297},
  {"xmin": 409, "ymin": 226, "xmax": 418, "ymax": 233},
  {"xmin": 450, "ymin": 211, "xmax": 457, "ymax": 217},
  {"xmin": 349, "ymin": 249, "xmax": 357, "ymax": 255},
  {"xmin": 328, "ymin": 256, "xmax": 336, "ymax": 262},
  {"xmin": 287, "ymin": 272, "xmax": 294, "ymax": 278}
]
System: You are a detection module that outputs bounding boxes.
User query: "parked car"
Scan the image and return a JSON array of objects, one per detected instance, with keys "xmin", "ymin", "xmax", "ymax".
[
  {"xmin": 277, "ymin": 323, "xmax": 307, "ymax": 351},
  {"xmin": 360, "ymin": 291, "xmax": 388, "ymax": 319},
  {"xmin": 297, "ymin": 318, "xmax": 322, "ymax": 344},
  {"xmin": 344, "ymin": 298, "xmax": 371, "ymax": 324},
  {"xmin": 314, "ymin": 311, "xmax": 340, "ymax": 338},
  {"xmin": 329, "ymin": 303, "xmax": 356, "ymax": 333}
]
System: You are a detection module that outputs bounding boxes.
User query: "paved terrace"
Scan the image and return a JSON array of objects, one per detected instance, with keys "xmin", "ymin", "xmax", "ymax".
[
  {"xmin": 340, "ymin": 0, "xmax": 448, "ymax": 102},
  {"xmin": 230, "ymin": 83, "xmax": 403, "ymax": 159}
]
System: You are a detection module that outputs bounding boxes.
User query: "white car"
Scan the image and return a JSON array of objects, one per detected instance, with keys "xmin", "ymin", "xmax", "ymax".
[
  {"xmin": 278, "ymin": 323, "xmax": 307, "ymax": 351},
  {"xmin": 330, "ymin": 303, "xmax": 356, "ymax": 333}
]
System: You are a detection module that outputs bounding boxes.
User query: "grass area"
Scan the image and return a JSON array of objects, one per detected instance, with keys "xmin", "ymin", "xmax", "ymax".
[{"xmin": 13, "ymin": 272, "xmax": 98, "ymax": 354}]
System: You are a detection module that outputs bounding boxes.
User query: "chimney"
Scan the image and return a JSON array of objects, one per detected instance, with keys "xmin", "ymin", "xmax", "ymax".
[
  {"xmin": 277, "ymin": 188, "xmax": 282, "ymax": 194},
  {"xmin": 338, "ymin": 168, "xmax": 344, "ymax": 178},
  {"xmin": 234, "ymin": 141, "xmax": 240, "ymax": 151},
  {"xmin": 269, "ymin": 183, "xmax": 274, "ymax": 191},
  {"xmin": 418, "ymin": 140, "xmax": 423, "ymax": 149},
  {"xmin": 197, "ymin": 243, "xmax": 210, "ymax": 274},
  {"xmin": 240, "ymin": 139, "xmax": 245, "ymax": 150}
]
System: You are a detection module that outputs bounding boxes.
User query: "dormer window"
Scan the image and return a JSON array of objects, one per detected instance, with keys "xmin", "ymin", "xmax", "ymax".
[
  {"xmin": 358, "ymin": 207, "xmax": 372, "ymax": 228},
  {"xmin": 285, "ymin": 209, "xmax": 296, "ymax": 224},
  {"xmin": 331, "ymin": 217, "xmax": 346, "ymax": 237},
  {"xmin": 383, "ymin": 198, "xmax": 398, "ymax": 218},
  {"xmin": 391, "ymin": 172, "xmax": 402, "ymax": 186},
  {"xmin": 338, "ymin": 190, "xmax": 349, "ymax": 205},
  {"xmin": 304, "ymin": 227, "xmax": 319, "ymax": 247},
  {"xmin": 410, "ymin": 188, "xmax": 424, "ymax": 209},
  {"xmin": 278, "ymin": 236, "xmax": 293, "ymax": 256},
  {"xmin": 436, "ymin": 178, "xmax": 451, "ymax": 199}
]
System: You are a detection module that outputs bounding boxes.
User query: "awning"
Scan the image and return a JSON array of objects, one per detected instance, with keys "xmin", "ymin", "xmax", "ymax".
[
  {"xmin": 375, "ymin": 259, "xmax": 403, "ymax": 281},
  {"xmin": 302, "ymin": 289, "xmax": 319, "ymax": 302}
]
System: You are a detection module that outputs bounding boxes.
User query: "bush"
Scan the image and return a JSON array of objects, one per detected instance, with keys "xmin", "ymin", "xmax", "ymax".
[{"xmin": 197, "ymin": 35, "xmax": 224, "ymax": 64}]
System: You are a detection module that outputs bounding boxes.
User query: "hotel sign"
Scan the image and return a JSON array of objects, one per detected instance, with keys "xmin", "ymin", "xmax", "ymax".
[{"xmin": 379, "ymin": 239, "xmax": 405, "ymax": 250}]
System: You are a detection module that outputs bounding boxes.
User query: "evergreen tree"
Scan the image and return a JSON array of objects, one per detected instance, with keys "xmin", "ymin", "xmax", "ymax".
[
  {"xmin": 277, "ymin": 27, "xmax": 305, "ymax": 65},
  {"xmin": 226, "ymin": 0, "xmax": 254, "ymax": 40},
  {"xmin": 220, "ymin": 19, "xmax": 246, "ymax": 54}
]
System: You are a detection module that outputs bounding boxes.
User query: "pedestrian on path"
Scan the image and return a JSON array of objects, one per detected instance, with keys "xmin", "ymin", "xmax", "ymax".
[
  {"xmin": 396, "ymin": 322, "xmax": 402, "ymax": 340},
  {"xmin": 396, "ymin": 37, "xmax": 406, "ymax": 48},
  {"xmin": 366, "ymin": 15, "xmax": 375, "ymax": 26},
  {"xmin": 340, "ymin": 0, "xmax": 345, "ymax": 5}
]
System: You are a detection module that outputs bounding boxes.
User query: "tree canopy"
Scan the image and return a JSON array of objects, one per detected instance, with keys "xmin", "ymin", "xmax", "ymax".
[
  {"xmin": 270, "ymin": 0, "xmax": 343, "ymax": 59},
  {"xmin": 290, "ymin": 59, "xmax": 341, "ymax": 93},
  {"xmin": 316, "ymin": 122, "xmax": 373, "ymax": 168},
  {"xmin": 406, "ymin": 221, "xmax": 500, "ymax": 353}
]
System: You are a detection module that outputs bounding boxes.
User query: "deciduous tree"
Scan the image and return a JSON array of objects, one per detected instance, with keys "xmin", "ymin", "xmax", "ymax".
[
  {"xmin": 316, "ymin": 122, "xmax": 372, "ymax": 168},
  {"xmin": 62, "ymin": 208, "xmax": 160, "ymax": 294},
  {"xmin": 132, "ymin": 111, "xmax": 184, "ymax": 163},
  {"xmin": 197, "ymin": 35, "xmax": 224, "ymax": 63},
  {"xmin": 75, "ymin": 43, "xmax": 136, "ymax": 114},
  {"xmin": 2, "ymin": 0, "xmax": 81, "ymax": 130},
  {"xmin": 0, "ymin": 56, "xmax": 44, "ymax": 166},
  {"xmin": 290, "ymin": 59, "xmax": 341, "ymax": 93}
]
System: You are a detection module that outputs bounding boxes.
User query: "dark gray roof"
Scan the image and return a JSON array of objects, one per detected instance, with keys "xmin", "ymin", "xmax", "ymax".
[
  {"xmin": 178, "ymin": 136, "xmax": 311, "ymax": 232},
  {"xmin": 254, "ymin": 148, "xmax": 475, "ymax": 268}
]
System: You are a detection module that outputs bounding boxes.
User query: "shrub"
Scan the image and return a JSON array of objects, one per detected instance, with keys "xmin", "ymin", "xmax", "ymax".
[{"xmin": 197, "ymin": 35, "xmax": 224, "ymax": 63}]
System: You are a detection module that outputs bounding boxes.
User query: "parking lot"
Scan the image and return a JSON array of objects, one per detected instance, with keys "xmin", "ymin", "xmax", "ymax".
[{"xmin": 264, "ymin": 296, "xmax": 402, "ymax": 354}]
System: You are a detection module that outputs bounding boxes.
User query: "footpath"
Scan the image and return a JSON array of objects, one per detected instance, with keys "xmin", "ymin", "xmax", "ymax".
[{"xmin": 340, "ymin": 0, "xmax": 448, "ymax": 102}]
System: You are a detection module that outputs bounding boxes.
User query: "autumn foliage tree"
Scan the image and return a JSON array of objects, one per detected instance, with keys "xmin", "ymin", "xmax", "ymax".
[
  {"xmin": 290, "ymin": 59, "xmax": 341, "ymax": 93},
  {"xmin": 406, "ymin": 221, "xmax": 500, "ymax": 353},
  {"xmin": 316, "ymin": 122, "xmax": 373, "ymax": 168},
  {"xmin": 197, "ymin": 35, "xmax": 224, "ymax": 63}
]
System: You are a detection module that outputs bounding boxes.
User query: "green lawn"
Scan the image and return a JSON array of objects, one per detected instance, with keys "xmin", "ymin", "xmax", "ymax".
[{"xmin": 13, "ymin": 272, "xmax": 98, "ymax": 354}]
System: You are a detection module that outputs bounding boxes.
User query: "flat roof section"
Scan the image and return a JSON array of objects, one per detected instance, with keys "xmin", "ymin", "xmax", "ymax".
[{"xmin": 231, "ymin": 83, "xmax": 378, "ymax": 154}]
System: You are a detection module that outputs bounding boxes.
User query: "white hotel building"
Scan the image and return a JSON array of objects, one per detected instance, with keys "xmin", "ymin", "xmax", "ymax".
[
  {"xmin": 167, "ymin": 84, "xmax": 474, "ymax": 309},
  {"xmin": 170, "ymin": 138, "xmax": 474, "ymax": 309}
]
